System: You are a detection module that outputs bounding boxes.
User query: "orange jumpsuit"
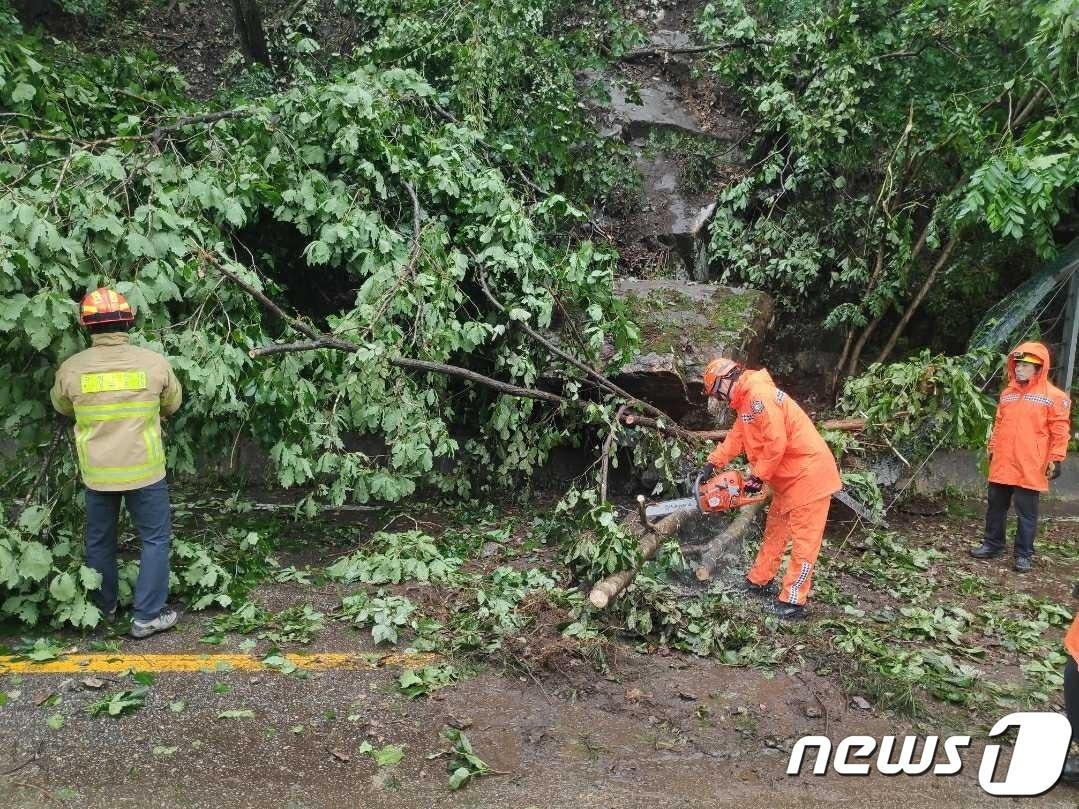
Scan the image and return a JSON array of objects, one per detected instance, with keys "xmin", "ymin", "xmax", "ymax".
[
  {"xmin": 1067, "ymin": 614, "xmax": 1079, "ymax": 667},
  {"xmin": 707, "ymin": 370, "xmax": 841, "ymax": 605},
  {"xmin": 987, "ymin": 341, "xmax": 1071, "ymax": 492}
]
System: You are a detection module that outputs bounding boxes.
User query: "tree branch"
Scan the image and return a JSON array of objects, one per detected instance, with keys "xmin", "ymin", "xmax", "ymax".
[
  {"xmin": 4, "ymin": 108, "xmax": 253, "ymax": 152},
  {"xmin": 10, "ymin": 423, "xmax": 66, "ymax": 525},
  {"xmin": 599, "ymin": 404, "xmax": 629, "ymax": 503},
  {"xmin": 619, "ymin": 39, "xmax": 773, "ymax": 61},
  {"xmin": 205, "ymin": 249, "xmax": 566, "ymax": 404},
  {"xmin": 873, "ymin": 235, "xmax": 958, "ymax": 365},
  {"xmin": 474, "ymin": 261, "xmax": 696, "ymax": 441},
  {"xmin": 151, "ymin": 108, "xmax": 253, "ymax": 145},
  {"xmin": 621, "ymin": 414, "xmax": 865, "ymax": 442}
]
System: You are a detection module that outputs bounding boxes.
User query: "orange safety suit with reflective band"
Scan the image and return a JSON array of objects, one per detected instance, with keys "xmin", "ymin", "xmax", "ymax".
[
  {"xmin": 50, "ymin": 333, "xmax": 182, "ymax": 492},
  {"xmin": 707, "ymin": 369, "xmax": 841, "ymax": 605},
  {"xmin": 987, "ymin": 341, "xmax": 1071, "ymax": 492},
  {"xmin": 1066, "ymin": 614, "xmax": 1079, "ymax": 667}
]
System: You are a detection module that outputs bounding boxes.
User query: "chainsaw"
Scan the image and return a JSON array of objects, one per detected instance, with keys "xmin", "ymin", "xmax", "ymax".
[
  {"xmin": 644, "ymin": 469, "xmax": 768, "ymax": 520},
  {"xmin": 645, "ymin": 469, "xmax": 887, "ymax": 526}
]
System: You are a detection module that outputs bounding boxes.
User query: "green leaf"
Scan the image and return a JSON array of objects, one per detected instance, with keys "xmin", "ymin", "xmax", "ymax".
[
  {"xmin": 18, "ymin": 542, "xmax": 52, "ymax": 582},
  {"xmin": 222, "ymin": 200, "xmax": 246, "ymax": 227},
  {"xmin": 87, "ymin": 688, "xmax": 146, "ymax": 718},
  {"xmin": 359, "ymin": 742, "xmax": 405, "ymax": 767},
  {"xmin": 262, "ymin": 654, "xmax": 298, "ymax": 675},
  {"xmin": 15, "ymin": 637, "xmax": 64, "ymax": 663},
  {"xmin": 373, "ymin": 744, "xmax": 404, "ymax": 767},
  {"xmin": 11, "ymin": 82, "xmax": 36, "ymax": 103},
  {"xmin": 46, "ymin": 714, "xmax": 65, "ymax": 730},
  {"xmin": 448, "ymin": 766, "xmax": 472, "ymax": 790},
  {"xmin": 79, "ymin": 566, "xmax": 103, "ymax": 591},
  {"xmin": 17, "ymin": 505, "xmax": 50, "ymax": 535},
  {"xmin": 217, "ymin": 709, "xmax": 255, "ymax": 719},
  {"xmin": 48, "ymin": 572, "xmax": 77, "ymax": 602}
]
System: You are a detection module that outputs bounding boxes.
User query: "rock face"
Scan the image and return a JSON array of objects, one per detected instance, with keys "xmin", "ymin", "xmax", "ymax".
[
  {"xmin": 579, "ymin": 47, "xmax": 747, "ymax": 280},
  {"xmin": 594, "ymin": 74, "xmax": 714, "ymax": 141},
  {"xmin": 634, "ymin": 152, "xmax": 717, "ymax": 280},
  {"xmin": 608, "ymin": 279, "xmax": 774, "ymax": 426}
]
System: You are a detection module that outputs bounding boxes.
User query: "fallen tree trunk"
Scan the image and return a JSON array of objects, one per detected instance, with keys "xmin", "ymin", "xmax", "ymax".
[
  {"xmin": 620, "ymin": 415, "xmax": 866, "ymax": 442},
  {"xmin": 694, "ymin": 498, "xmax": 769, "ymax": 581},
  {"xmin": 588, "ymin": 502, "xmax": 697, "ymax": 609}
]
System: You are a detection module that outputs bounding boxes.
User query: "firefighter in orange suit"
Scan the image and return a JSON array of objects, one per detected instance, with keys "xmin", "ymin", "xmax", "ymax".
[
  {"xmin": 700, "ymin": 358, "xmax": 841, "ymax": 620},
  {"xmin": 970, "ymin": 341, "xmax": 1071, "ymax": 572}
]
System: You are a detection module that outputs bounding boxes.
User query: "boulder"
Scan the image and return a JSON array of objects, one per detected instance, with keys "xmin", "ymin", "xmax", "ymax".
[{"xmin": 608, "ymin": 279, "xmax": 774, "ymax": 426}]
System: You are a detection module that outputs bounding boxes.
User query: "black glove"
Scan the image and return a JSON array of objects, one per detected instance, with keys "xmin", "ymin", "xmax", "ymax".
[
  {"xmin": 743, "ymin": 475, "xmax": 764, "ymax": 494},
  {"xmin": 698, "ymin": 463, "xmax": 717, "ymax": 482},
  {"xmin": 1048, "ymin": 461, "xmax": 1062, "ymax": 480}
]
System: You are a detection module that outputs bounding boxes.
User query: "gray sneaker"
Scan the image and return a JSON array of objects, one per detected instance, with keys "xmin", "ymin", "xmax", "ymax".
[{"xmin": 129, "ymin": 608, "xmax": 179, "ymax": 639}]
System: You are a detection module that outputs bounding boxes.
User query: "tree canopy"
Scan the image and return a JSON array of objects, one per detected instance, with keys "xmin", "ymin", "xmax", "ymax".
[{"xmin": 697, "ymin": 0, "xmax": 1077, "ymax": 379}]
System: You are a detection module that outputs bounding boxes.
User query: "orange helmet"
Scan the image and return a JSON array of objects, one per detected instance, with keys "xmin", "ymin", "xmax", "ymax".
[
  {"xmin": 1010, "ymin": 350, "xmax": 1043, "ymax": 366},
  {"xmin": 79, "ymin": 288, "xmax": 134, "ymax": 327},
  {"xmin": 702, "ymin": 357, "xmax": 742, "ymax": 398}
]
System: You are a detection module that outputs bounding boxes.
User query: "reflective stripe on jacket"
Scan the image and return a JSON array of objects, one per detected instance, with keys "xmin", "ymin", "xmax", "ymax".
[
  {"xmin": 707, "ymin": 369, "xmax": 842, "ymax": 512},
  {"xmin": 987, "ymin": 341, "xmax": 1071, "ymax": 492},
  {"xmin": 50, "ymin": 332, "xmax": 182, "ymax": 491}
]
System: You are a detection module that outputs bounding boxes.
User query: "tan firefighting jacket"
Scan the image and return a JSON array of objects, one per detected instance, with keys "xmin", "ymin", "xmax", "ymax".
[{"xmin": 50, "ymin": 333, "xmax": 182, "ymax": 492}]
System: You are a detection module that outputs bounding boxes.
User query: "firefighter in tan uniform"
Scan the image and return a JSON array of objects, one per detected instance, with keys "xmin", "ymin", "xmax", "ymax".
[{"xmin": 50, "ymin": 289, "xmax": 182, "ymax": 638}]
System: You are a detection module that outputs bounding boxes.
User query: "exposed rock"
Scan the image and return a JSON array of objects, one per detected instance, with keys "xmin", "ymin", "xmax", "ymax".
[
  {"xmin": 633, "ymin": 151, "xmax": 717, "ymax": 277},
  {"xmin": 579, "ymin": 63, "xmax": 745, "ymax": 279},
  {"xmin": 646, "ymin": 30, "xmax": 695, "ymax": 82},
  {"xmin": 606, "ymin": 279, "xmax": 774, "ymax": 425},
  {"xmin": 580, "ymin": 70, "xmax": 729, "ymax": 142}
]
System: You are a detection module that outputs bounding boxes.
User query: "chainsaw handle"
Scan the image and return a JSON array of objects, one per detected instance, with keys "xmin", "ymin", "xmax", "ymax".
[{"xmin": 693, "ymin": 470, "xmax": 705, "ymax": 515}]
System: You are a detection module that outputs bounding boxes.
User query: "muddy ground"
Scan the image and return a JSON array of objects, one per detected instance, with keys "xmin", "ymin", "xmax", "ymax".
[{"xmin": 1, "ymin": 491, "xmax": 1077, "ymax": 808}]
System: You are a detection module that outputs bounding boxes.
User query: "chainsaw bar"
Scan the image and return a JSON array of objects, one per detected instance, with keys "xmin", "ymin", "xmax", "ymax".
[
  {"xmin": 645, "ymin": 489, "xmax": 886, "ymax": 525},
  {"xmin": 644, "ymin": 498, "xmax": 697, "ymax": 520}
]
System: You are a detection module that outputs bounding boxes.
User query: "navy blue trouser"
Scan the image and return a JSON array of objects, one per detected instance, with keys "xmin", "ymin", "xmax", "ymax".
[
  {"xmin": 84, "ymin": 478, "xmax": 171, "ymax": 621},
  {"xmin": 983, "ymin": 482, "xmax": 1039, "ymax": 559}
]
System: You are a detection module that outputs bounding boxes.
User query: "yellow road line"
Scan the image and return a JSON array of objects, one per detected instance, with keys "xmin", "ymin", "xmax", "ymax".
[{"xmin": 0, "ymin": 651, "xmax": 438, "ymax": 676}]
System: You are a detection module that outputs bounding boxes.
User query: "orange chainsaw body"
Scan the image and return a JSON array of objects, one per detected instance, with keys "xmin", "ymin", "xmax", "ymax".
[{"xmin": 696, "ymin": 470, "xmax": 768, "ymax": 514}]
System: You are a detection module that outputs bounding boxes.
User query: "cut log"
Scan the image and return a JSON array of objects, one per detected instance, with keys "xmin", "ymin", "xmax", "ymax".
[
  {"xmin": 694, "ymin": 497, "xmax": 769, "ymax": 581},
  {"xmin": 588, "ymin": 501, "xmax": 697, "ymax": 609}
]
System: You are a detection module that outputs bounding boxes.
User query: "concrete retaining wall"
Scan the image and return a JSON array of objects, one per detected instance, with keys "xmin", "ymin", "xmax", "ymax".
[{"xmin": 915, "ymin": 449, "xmax": 1079, "ymax": 502}]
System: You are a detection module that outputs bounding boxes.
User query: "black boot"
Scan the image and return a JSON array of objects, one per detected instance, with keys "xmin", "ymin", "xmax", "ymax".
[
  {"xmin": 1061, "ymin": 756, "xmax": 1079, "ymax": 784},
  {"xmin": 768, "ymin": 600, "xmax": 805, "ymax": 621},
  {"xmin": 1014, "ymin": 556, "xmax": 1032, "ymax": 573},
  {"xmin": 970, "ymin": 543, "xmax": 1004, "ymax": 559},
  {"xmin": 740, "ymin": 578, "xmax": 777, "ymax": 598}
]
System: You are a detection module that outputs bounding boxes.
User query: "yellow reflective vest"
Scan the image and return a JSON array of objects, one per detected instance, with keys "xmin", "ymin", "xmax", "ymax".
[{"xmin": 50, "ymin": 332, "xmax": 182, "ymax": 492}]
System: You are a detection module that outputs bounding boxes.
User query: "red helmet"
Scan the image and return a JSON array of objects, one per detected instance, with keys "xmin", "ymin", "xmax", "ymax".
[
  {"xmin": 702, "ymin": 357, "xmax": 742, "ymax": 398},
  {"xmin": 79, "ymin": 288, "xmax": 134, "ymax": 326}
]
